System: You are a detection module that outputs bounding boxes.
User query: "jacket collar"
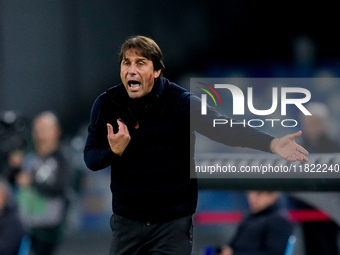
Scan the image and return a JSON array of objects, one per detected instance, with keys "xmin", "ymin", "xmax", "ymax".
[{"xmin": 251, "ymin": 201, "xmax": 281, "ymax": 218}]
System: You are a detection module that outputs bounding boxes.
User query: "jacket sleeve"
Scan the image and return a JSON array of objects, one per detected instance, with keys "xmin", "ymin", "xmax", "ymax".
[
  {"xmin": 83, "ymin": 93, "xmax": 119, "ymax": 171},
  {"xmin": 189, "ymin": 93, "xmax": 275, "ymax": 152}
]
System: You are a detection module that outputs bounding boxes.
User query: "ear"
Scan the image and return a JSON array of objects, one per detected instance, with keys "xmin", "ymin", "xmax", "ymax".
[{"xmin": 153, "ymin": 69, "xmax": 161, "ymax": 79}]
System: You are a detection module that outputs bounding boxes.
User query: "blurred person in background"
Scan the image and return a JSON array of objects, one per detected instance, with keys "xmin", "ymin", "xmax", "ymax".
[
  {"xmin": 84, "ymin": 35, "xmax": 308, "ymax": 255},
  {"xmin": 215, "ymin": 191, "xmax": 293, "ymax": 255},
  {"xmin": 290, "ymin": 102, "xmax": 340, "ymax": 255},
  {"xmin": 0, "ymin": 177, "xmax": 26, "ymax": 255},
  {"xmin": 0, "ymin": 111, "xmax": 28, "ymax": 190},
  {"xmin": 300, "ymin": 102, "xmax": 340, "ymax": 153},
  {"xmin": 16, "ymin": 111, "xmax": 73, "ymax": 255}
]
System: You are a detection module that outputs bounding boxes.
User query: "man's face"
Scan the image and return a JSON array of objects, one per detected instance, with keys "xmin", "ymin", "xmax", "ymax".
[
  {"xmin": 301, "ymin": 114, "xmax": 324, "ymax": 139},
  {"xmin": 247, "ymin": 191, "xmax": 277, "ymax": 213},
  {"xmin": 120, "ymin": 48, "xmax": 161, "ymax": 99},
  {"xmin": 32, "ymin": 116, "xmax": 60, "ymax": 146}
]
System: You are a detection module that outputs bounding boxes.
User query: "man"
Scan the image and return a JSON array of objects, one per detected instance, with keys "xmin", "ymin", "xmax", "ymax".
[
  {"xmin": 17, "ymin": 112, "xmax": 72, "ymax": 255},
  {"xmin": 291, "ymin": 102, "xmax": 340, "ymax": 255},
  {"xmin": 84, "ymin": 35, "xmax": 308, "ymax": 255},
  {"xmin": 218, "ymin": 191, "xmax": 293, "ymax": 255}
]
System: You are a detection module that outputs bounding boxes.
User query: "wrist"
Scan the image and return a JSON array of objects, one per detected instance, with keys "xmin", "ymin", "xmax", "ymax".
[{"xmin": 270, "ymin": 138, "xmax": 279, "ymax": 153}]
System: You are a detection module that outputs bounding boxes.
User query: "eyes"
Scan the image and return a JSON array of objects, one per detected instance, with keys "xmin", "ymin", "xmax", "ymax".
[{"xmin": 122, "ymin": 60, "xmax": 146, "ymax": 67}]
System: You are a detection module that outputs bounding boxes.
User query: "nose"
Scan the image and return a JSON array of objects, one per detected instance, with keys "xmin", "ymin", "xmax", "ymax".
[{"xmin": 127, "ymin": 63, "xmax": 137, "ymax": 75}]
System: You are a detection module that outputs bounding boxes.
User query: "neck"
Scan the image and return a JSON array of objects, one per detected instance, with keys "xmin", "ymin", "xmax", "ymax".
[{"xmin": 36, "ymin": 142, "xmax": 59, "ymax": 156}]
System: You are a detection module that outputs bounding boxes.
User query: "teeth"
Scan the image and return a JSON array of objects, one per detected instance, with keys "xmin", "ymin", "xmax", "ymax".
[{"xmin": 128, "ymin": 81, "xmax": 141, "ymax": 87}]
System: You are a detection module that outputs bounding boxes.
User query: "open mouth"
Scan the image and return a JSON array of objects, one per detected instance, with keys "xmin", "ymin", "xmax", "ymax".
[{"xmin": 128, "ymin": 80, "xmax": 141, "ymax": 89}]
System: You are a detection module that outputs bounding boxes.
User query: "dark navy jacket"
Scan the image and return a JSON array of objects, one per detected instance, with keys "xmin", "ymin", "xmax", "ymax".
[
  {"xmin": 229, "ymin": 202, "xmax": 293, "ymax": 255},
  {"xmin": 84, "ymin": 77, "xmax": 274, "ymax": 222},
  {"xmin": 0, "ymin": 204, "xmax": 26, "ymax": 255}
]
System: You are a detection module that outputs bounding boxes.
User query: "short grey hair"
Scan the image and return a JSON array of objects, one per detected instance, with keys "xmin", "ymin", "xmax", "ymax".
[{"xmin": 33, "ymin": 111, "xmax": 60, "ymax": 129}]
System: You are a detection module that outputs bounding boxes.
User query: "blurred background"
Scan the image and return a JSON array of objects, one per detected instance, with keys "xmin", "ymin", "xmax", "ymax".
[
  {"xmin": 1, "ymin": 0, "xmax": 340, "ymax": 130},
  {"xmin": 1, "ymin": 0, "xmax": 340, "ymax": 254}
]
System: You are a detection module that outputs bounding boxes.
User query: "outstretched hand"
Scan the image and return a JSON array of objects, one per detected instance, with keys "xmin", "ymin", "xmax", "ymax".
[
  {"xmin": 107, "ymin": 119, "xmax": 131, "ymax": 156},
  {"xmin": 270, "ymin": 130, "xmax": 309, "ymax": 162}
]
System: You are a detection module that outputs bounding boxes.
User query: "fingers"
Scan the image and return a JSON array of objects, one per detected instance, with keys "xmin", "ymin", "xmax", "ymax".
[
  {"xmin": 117, "ymin": 119, "xmax": 129, "ymax": 134},
  {"xmin": 289, "ymin": 152, "xmax": 309, "ymax": 162},
  {"xmin": 106, "ymin": 119, "xmax": 131, "ymax": 156},
  {"xmin": 301, "ymin": 154, "xmax": 309, "ymax": 162},
  {"xmin": 296, "ymin": 144, "xmax": 309, "ymax": 156},
  {"xmin": 289, "ymin": 131, "xmax": 309, "ymax": 162},
  {"xmin": 107, "ymin": 119, "xmax": 129, "ymax": 136},
  {"xmin": 289, "ymin": 143, "xmax": 309, "ymax": 162},
  {"xmin": 275, "ymin": 130, "xmax": 309, "ymax": 162},
  {"xmin": 296, "ymin": 145, "xmax": 309, "ymax": 162}
]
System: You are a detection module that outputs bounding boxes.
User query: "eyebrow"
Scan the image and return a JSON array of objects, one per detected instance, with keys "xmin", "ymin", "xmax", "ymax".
[{"xmin": 123, "ymin": 56, "xmax": 148, "ymax": 62}]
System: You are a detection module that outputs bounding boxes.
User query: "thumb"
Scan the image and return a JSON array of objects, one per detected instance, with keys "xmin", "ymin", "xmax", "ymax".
[{"xmin": 288, "ymin": 130, "xmax": 302, "ymax": 140}]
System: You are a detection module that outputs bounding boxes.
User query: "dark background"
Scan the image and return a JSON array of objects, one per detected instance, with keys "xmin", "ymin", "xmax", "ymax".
[
  {"xmin": 1, "ymin": 0, "xmax": 339, "ymax": 136},
  {"xmin": 1, "ymin": 2, "xmax": 340, "ymax": 254}
]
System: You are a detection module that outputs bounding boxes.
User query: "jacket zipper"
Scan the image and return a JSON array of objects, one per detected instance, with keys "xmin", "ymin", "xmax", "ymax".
[
  {"xmin": 126, "ymin": 107, "xmax": 140, "ymax": 130},
  {"xmin": 127, "ymin": 97, "xmax": 157, "ymax": 130}
]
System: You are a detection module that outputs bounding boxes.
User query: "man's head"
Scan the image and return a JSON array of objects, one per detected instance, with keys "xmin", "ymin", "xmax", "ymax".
[
  {"xmin": 247, "ymin": 191, "xmax": 278, "ymax": 214},
  {"xmin": 32, "ymin": 111, "xmax": 61, "ymax": 155},
  {"xmin": 300, "ymin": 102, "xmax": 329, "ymax": 139},
  {"xmin": 119, "ymin": 36, "xmax": 165, "ymax": 99}
]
